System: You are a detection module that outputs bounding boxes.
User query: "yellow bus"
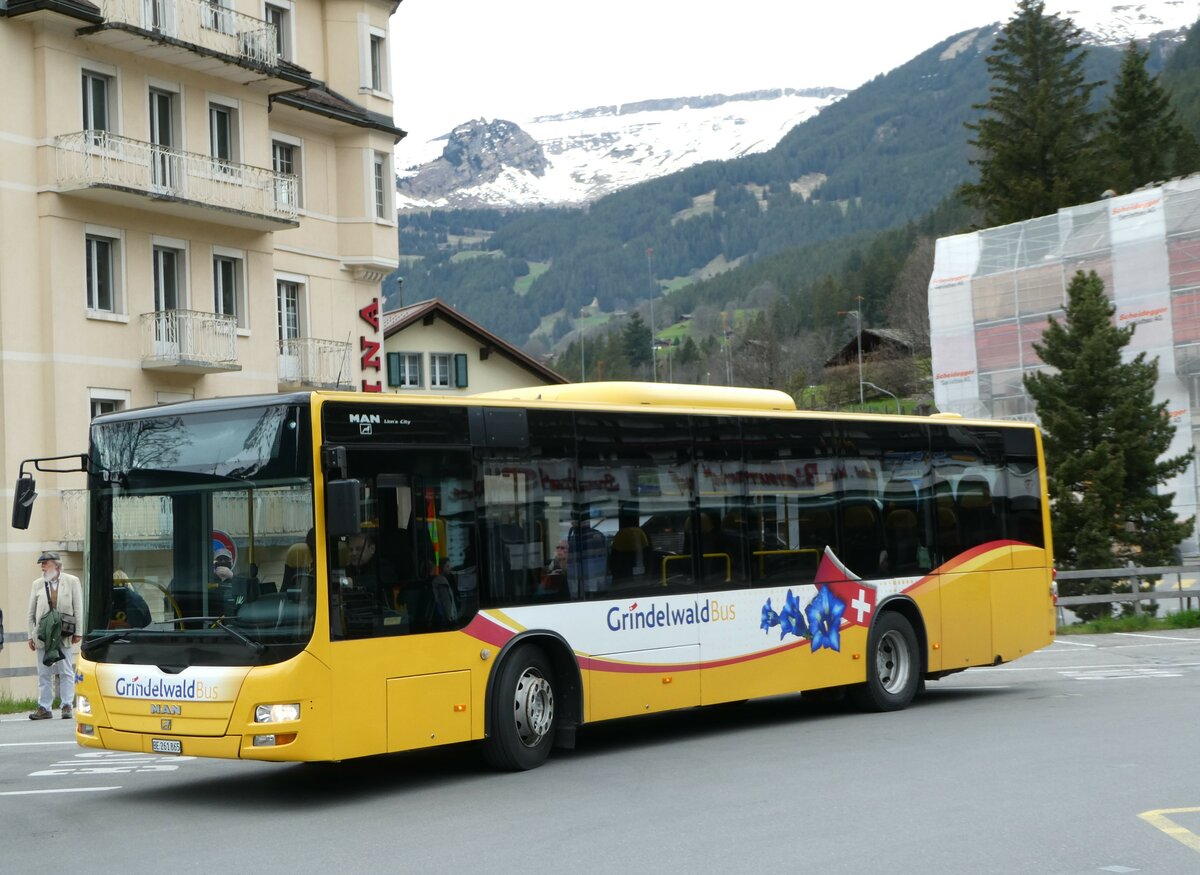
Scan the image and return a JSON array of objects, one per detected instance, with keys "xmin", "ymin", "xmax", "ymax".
[{"xmin": 16, "ymin": 382, "xmax": 1055, "ymax": 769}]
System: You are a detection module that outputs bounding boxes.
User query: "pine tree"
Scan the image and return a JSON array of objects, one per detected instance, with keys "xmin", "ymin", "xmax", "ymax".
[
  {"xmin": 1102, "ymin": 41, "xmax": 1199, "ymax": 193},
  {"xmin": 620, "ymin": 312, "xmax": 653, "ymax": 374},
  {"xmin": 961, "ymin": 0, "xmax": 1102, "ymax": 225},
  {"xmin": 1024, "ymin": 271, "xmax": 1193, "ymax": 618}
]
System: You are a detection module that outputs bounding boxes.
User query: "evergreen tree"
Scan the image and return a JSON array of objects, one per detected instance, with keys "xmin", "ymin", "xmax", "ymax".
[
  {"xmin": 1102, "ymin": 42, "xmax": 1199, "ymax": 193},
  {"xmin": 1024, "ymin": 271, "xmax": 1193, "ymax": 618},
  {"xmin": 620, "ymin": 312, "xmax": 653, "ymax": 374},
  {"xmin": 961, "ymin": 0, "xmax": 1102, "ymax": 225}
]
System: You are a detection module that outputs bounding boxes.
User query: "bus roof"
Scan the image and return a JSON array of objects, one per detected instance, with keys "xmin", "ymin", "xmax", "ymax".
[{"xmin": 470, "ymin": 381, "xmax": 797, "ymax": 411}]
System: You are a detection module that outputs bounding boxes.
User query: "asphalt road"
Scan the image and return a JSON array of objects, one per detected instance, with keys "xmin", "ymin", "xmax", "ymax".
[{"xmin": 3, "ymin": 631, "xmax": 1200, "ymax": 874}]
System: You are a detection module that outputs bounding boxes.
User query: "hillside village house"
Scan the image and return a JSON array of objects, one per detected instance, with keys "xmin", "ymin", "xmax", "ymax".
[
  {"xmin": 383, "ymin": 298, "xmax": 566, "ymax": 393},
  {"xmin": 0, "ymin": 0, "xmax": 404, "ymax": 695}
]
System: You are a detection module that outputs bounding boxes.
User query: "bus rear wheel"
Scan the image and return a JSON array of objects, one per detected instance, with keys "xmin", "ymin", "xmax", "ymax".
[
  {"xmin": 483, "ymin": 645, "xmax": 556, "ymax": 771},
  {"xmin": 850, "ymin": 612, "xmax": 919, "ymax": 712}
]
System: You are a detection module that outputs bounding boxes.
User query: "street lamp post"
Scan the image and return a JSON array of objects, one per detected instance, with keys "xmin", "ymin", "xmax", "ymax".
[
  {"xmin": 861, "ymin": 380, "xmax": 900, "ymax": 415},
  {"xmin": 646, "ymin": 247, "xmax": 656, "ymax": 382},
  {"xmin": 838, "ymin": 297, "xmax": 865, "ymax": 406}
]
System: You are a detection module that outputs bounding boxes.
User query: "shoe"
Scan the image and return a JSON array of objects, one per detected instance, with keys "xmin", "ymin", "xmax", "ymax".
[
  {"xmin": 28, "ymin": 707, "xmax": 52, "ymax": 720},
  {"xmin": 61, "ymin": 705, "xmax": 73, "ymax": 720}
]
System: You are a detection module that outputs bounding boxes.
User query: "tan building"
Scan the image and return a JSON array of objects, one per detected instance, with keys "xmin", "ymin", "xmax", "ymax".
[
  {"xmin": 0, "ymin": 0, "xmax": 404, "ymax": 695},
  {"xmin": 383, "ymin": 298, "xmax": 566, "ymax": 394}
]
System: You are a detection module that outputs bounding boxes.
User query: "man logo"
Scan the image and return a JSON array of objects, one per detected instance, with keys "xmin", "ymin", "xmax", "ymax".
[
  {"xmin": 359, "ymin": 423, "xmax": 373, "ymax": 435},
  {"xmin": 161, "ymin": 719, "xmax": 172, "ymax": 730},
  {"xmin": 348, "ymin": 413, "xmax": 381, "ymax": 424},
  {"xmin": 150, "ymin": 703, "xmax": 181, "ymax": 715}
]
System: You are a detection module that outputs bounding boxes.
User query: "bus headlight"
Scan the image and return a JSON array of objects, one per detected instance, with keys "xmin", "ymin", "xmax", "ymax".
[
  {"xmin": 255, "ymin": 703, "xmax": 300, "ymax": 723},
  {"xmin": 77, "ymin": 695, "xmax": 92, "ymax": 716}
]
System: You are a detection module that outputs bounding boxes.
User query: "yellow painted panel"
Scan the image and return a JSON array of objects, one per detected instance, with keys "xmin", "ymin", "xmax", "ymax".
[
  {"xmin": 588, "ymin": 646, "xmax": 700, "ymax": 722},
  {"xmin": 939, "ymin": 571, "xmax": 993, "ymax": 668},
  {"xmin": 990, "ymin": 566, "xmax": 1056, "ymax": 662},
  {"xmin": 387, "ymin": 671, "xmax": 472, "ymax": 752},
  {"xmin": 699, "ymin": 627, "xmax": 870, "ymax": 705}
]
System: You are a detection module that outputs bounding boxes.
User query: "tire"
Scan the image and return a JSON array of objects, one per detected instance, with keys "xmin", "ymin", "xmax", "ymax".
[
  {"xmin": 850, "ymin": 612, "xmax": 920, "ymax": 712},
  {"xmin": 482, "ymin": 645, "xmax": 556, "ymax": 771}
]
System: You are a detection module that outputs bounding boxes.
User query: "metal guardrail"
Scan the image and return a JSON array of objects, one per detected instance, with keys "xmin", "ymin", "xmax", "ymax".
[{"xmin": 1055, "ymin": 565, "xmax": 1200, "ymax": 620}]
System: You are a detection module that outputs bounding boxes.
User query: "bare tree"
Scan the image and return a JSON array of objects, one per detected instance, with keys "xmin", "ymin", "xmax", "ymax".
[{"xmin": 883, "ymin": 236, "xmax": 935, "ymax": 355}]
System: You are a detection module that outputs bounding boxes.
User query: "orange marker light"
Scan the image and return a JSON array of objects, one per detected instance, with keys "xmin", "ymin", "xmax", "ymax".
[{"xmin": 453, "ymin": 704, "xmax": 466, "ymax": 712}]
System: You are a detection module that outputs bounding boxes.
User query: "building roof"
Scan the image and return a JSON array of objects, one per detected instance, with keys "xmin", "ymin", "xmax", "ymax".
[
  {"xmin": 272, "ymin": 84, "xmax": 406, "ymax": 142},
  {"xmin": 824, "ymin": 327, "xmax": 915, "ymax": 368},
  {"xmin": 2, "ymin": 0, "xmax": 103, "ymax": 23},
  {"xmin": 383, "ymin": 298, "xmax": 567, "ymax": 385}
]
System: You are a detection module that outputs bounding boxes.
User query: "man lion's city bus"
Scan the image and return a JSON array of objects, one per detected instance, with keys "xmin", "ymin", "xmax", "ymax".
[{"xmin": 12, "ymin": 383, "xmax": 1055, "ymax": 770}]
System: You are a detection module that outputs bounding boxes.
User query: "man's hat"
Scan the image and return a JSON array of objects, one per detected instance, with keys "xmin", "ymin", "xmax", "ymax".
[{"xmin": 36, "ymin": 550, "xmax": 60, "ymax": 563}]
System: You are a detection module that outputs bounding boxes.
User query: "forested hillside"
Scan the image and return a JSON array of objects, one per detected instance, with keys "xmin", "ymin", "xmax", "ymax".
[{"xmin": 385, "ymin": 18, "xmax": 1197, "ymax": 391}]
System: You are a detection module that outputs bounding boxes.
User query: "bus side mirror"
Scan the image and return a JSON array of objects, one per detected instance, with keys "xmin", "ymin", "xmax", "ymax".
[
  {"xmin": 11, "ymin": 475, "xmax": 37, "ymax": 530},
  {"xmin": 326, "ymin": 479, "xmax": 361, "ymax": 538}
]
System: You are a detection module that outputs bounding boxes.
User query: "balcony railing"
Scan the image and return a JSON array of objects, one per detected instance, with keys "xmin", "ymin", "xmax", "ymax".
[
  {"xmin": 55, "ymin": 131, "xmax": 298, "ymax": 224},
  {"xmin": 141, "ymin": 309, "xmax": 240, "ymax": 372},
  {"xmin": 278, "ymin": 337, "xmax": 353, "ymax": 389},
  {"xmin": 96, "ymin": 0, "xmax": 279, "ymax": 67}
]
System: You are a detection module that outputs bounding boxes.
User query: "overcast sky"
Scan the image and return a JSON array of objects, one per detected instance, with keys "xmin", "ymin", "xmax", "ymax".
[{"xmin": 388, "ymin": 1, "xmax": 1191, "ymax": 161}]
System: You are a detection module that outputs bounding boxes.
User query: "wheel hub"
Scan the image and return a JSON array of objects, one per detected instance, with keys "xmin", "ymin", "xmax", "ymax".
[{"xmin": 513, "ymin": 667, "xmax": 554, "ymax": 747}]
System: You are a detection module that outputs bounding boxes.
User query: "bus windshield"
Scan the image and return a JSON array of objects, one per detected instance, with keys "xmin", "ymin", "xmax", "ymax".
[{"xmin": 84, "ymin": 402, "xmax": 314, "ymax": 666}]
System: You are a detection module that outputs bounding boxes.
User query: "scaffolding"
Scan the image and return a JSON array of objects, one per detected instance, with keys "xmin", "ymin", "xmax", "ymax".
[{"xmin": 930, "ymin": 176, "xmax": 1200, "ymax": 552}]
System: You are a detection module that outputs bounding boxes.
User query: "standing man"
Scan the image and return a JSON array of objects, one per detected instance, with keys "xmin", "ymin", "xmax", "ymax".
[{"xmin": 27, "ymin": 550, "xmax": 83, "ymax": 720}]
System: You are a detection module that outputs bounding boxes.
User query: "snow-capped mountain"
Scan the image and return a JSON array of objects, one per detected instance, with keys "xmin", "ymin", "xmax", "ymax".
[
  {"xmin": 395, "ymin": 88, "xmax": 844, "ymax": 210},
  {"xmin": 1059, "ymin": 0, "xmax": 1198, "ymax": 43},
  {"xmin": 395, "ymin": 1, "xmax": 1199, "ymax": 212}
]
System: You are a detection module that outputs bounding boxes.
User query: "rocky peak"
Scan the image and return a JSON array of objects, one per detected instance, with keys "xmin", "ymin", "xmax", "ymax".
[{"xmin": 398, "ymin": 118, "xmax": 547, "ymax": 202}]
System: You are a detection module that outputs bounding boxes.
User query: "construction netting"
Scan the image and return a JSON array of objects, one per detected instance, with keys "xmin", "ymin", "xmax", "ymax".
[{"xmin": 930, "ymin": 177, "xmax": 1200, "ymax": 552}]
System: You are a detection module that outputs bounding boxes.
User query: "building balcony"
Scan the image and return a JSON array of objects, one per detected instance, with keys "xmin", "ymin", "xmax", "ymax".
[
  {"xmin": 278, "ymin": 337, "xmax": 353, "ymax": 389},
  {"xmin": 54, "ymin": 131, "xmax": 298, "ymax": 230},
  {"xmin": 81, "ymin": 0, "xmax": 286, "ymax": 85},
  {"xmin": 141, "ymin": 309, "xmax": 241, "ymax": 373}
]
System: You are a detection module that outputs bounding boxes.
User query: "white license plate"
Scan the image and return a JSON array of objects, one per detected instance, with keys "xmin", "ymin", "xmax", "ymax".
[{"xmin": 151, "ymin": 738, "xmax": 182, "ymax": 754}]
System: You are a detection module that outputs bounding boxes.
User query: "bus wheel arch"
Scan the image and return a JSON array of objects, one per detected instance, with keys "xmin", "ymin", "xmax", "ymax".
[
  {"xmin": 850, "ymin": 600, "xmax": 924, "ymax": 712},
  {"xmin": 482, "ymin": 632, "xmax": 581, "ymax": 770}
]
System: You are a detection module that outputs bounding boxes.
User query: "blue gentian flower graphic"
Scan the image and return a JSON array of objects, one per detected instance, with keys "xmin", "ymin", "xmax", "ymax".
[
  {"xmin": 806, "ymin": 585, "xmax": 846, "ymax": 652},
  {"xmin": 760, "ymin": 598, "xmax": 779, "ymax": 634},
  {"xmin": 778, "ymin": 588, "xmax": 808, "ymax": 640}
]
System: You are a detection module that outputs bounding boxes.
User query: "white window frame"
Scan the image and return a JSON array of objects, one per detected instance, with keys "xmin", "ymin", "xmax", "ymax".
[
  {"xmin": 271, "ymin": 133, "xmax": 304, "ymax": 209},
  {"xmin": 429, "ymin": 352, "xmax": 452, "ymax": 389},
  {"xmin": 212, "ymin": 246, "xmax": 247, "ymax": 331},
  {"xmin": 89, "ymin": 387, "xmax": 131, "ymax": 420},
  {"xmin": 264, "ymin": 0, "xmax": 294, "ymax": 61},
  {"xmin": 370, "ymin": 150, "xmax": 392, "ymax": 222},
  {"xmin": 84, "ymin": 225, "xmax": 125, "ymax": 317},
  {"xmin": 394, "ymin": 352, "xmax": 422, "ymax": 389},
  {"xmin": 359, "ymin": 18, "xmax": 391, "ymax": 97},
  {"xmin": 152, "ymin": 235, "xmax": 188, "ymax": 312},
  {"xmin": 207, "ymin": 95, "xmax": 241, "ymax": 168},
  {"xmin": 82, "ymin": 66, "xmax": 118, "ymax": 136},
  {"xmin": 275, "ymin": 272, "xmax": 307, "ymax": 341}
]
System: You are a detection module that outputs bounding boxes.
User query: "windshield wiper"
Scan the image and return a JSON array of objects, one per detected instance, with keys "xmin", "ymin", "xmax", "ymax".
[
  {"xmin": 171, "ymin": 616, "xmax": 266, "ymax": 655},
  {"xmin": 83, "ymin": 617, "xmax": 265, "ymax": 655},
  {"xmin": 82, "ymin": 628, "xmax": 151, "ymax": 655}
]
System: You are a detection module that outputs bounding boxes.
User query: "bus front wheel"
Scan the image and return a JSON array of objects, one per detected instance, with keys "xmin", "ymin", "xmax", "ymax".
[
  {"xmin": 483, "ymin": 645, "xmax": 556, "ymax": 771},
  {"xmin": 850, "ymin": 612, "xmax": 920, "ymax": 712}
]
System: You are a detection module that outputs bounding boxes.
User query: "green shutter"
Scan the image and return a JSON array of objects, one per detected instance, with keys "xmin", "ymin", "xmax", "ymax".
[
  {"xmin": 386, "ymin": 352, "xmax": 402, "ymax": 387},
  {"xmin": 454, "ymin": 353, "xmax": 468, "ymax": 388}
]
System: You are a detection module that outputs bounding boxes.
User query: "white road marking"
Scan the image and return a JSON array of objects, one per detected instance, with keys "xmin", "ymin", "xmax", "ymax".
[
  {"xmin": 0, "ymin": 741, "xmax": 79, "ymax": 748},
  {"xmin": 0, "ymin": 786, "xmax": 121, "ymax": 796},
  {"xmin": 1115, "ymin": 632, "xmax": 1200, "ymax": 642},
  {"xmin": 1050, "ymin": 638, "xmax": 1097, "ymax": 648}
]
